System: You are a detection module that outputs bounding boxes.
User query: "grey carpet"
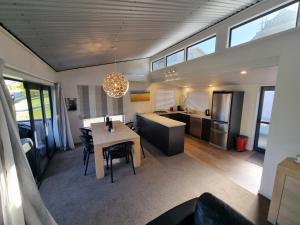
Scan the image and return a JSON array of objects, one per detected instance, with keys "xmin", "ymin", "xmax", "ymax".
[
  {"xmin": 247, "ymin": 152, "xmax": 265, "ymax": 167},
  {"xmin": 39, "ymin": 140, "xmax": 268, "ymax": 225}
]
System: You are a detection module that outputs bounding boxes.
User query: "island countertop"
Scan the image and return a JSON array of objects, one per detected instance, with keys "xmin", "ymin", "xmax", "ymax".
[{"xmin": 138, "ymin": 113, "xmax": 185, "ymax": 128}]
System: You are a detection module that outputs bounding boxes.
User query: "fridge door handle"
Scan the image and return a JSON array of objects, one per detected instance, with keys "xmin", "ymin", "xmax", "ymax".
[{"xmin": 212, "ymin": 120, "xmax": 228, "ymax": 125}]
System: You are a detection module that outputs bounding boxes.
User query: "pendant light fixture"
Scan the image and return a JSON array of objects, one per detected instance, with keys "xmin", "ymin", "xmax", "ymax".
[{"xmin": 102, "ymin": 47, "xmax": 129, "ymax": 98}]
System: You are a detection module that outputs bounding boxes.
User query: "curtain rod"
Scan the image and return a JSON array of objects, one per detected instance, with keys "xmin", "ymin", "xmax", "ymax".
[{"xmin": 4, "ymin": 63, "xmax": 56, "ymax": 84}]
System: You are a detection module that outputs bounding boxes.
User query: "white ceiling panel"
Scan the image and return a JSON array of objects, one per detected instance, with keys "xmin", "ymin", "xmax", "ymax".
[{"xmin": 0, "ymin": 0, "xmax": 261, "ymax": 71}]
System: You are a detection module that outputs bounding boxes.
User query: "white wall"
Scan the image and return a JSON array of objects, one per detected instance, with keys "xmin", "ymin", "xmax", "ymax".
[
  {"xmin": 259, "ymin": 33, "xmax": 300, "ymax": 198},
  {"xmin": 0, "ymin": 27, "xmax": 56, "ymax": 84},
  {"xmin": 182, "ymin": 84, "xmax": 261, "ymax": 150},
  {"xmin": 57, "ymin": 60, "xmax": 181, "ymax": 143}
]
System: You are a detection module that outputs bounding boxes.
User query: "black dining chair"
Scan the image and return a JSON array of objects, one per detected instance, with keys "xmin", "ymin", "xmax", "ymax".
[
  {"xmin": 80, "ymin": 135, "xmax": 108, "ymax": 176},
  {"xmin": 80, "ymin": 127, "xmax": 92, "ymax": 136},
  {"xmin": 80, "ymin": 128, "xmax": 93, "ymax": 164},
  {"xmin": 106, "ymin": 141, "xmax": 136, "ymax": 183},
  {"xmin": 80, "ymin": 135, "xmax": 94, "ymax": 176}
]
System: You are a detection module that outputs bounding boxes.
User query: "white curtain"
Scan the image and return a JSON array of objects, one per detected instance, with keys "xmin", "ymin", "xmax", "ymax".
[
  {"xmin": 0, "ymin": 59, "xmax": 58, "ymax": 225},
  {"xmin": 53, "ymin": 83, "xmax": 75, "ymax": 150}
]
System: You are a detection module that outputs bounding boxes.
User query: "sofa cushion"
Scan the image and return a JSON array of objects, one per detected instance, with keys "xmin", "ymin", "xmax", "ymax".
[{"xmin": 194, "ymin": 193, "xmax": 254, "ymax": 225}]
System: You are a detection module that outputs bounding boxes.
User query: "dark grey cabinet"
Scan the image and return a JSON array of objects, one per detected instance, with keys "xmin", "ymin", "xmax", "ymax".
[
  {"xmin": 202, "ymin": 118, "xmax": 211, "ymax": 142},
  {"xmin": 161, "ymin": 113, "xmax": 211, "ymax": 141},
  {"xmin": 137, "ymin": 115, "xmax": 185, "ymax": 156},
  {"xmin": 161, "ymin": 113, "xmax": 190, "ymax": 134}
]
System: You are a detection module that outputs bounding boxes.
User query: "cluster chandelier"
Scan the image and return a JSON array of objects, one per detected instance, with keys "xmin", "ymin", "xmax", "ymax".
[
  {"xmin": 103, "ymin": 71, "xmax": 129, "ymax": 98},
  {"xmin": 102, "ymin": 47, "xmax": 129, "ymax": 98}
]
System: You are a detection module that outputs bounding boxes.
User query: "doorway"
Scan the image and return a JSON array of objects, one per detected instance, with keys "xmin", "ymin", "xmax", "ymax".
[
  {"xmin": 4, "ymin": 78, "xmax": 55, "ymax": 181},
  {"xmin": 254, "ymin": 86, "xmax": 275, "ymax": 153}
]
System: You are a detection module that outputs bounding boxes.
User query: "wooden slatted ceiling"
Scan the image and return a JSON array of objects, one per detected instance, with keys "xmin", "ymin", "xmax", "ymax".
[{"xmin": 0, "ymin": 0, "xmax": 261, "ymax": 71}]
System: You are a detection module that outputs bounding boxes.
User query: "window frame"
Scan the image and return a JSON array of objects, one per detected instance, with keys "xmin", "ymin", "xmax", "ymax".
[
  {"xmin": 186, "ymin": 35, "xmax": 217, "ymax": 61},
  {"xmin": 151, "ymin": 57, "xmax": 166, "ymax": 72},
  {"xmin": 166, "ymin": 49, "xmax": 185, "ymax": 67},
  {"xmin": 228, "ymin": 0, "xmax": 300, "ymax": 48}
]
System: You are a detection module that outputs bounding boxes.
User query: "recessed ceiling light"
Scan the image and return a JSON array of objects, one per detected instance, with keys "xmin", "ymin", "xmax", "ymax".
[
  {"xmin": 240, "ymin": 70, "xmax": 247, "ymax": 75},
  {"xmin": 208, "ymin": 84, "xmax": 213, "ymax": 87}
]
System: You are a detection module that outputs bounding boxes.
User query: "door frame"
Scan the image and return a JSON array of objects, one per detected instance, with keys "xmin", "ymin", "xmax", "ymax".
[{"xmin": 253, "ymin": 86, "xmax": 275, "ymax": 153}]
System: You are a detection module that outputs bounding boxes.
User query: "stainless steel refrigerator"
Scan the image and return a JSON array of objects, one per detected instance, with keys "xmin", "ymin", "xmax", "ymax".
[{"xmin": 210, "ymin": 91, "xmax": 244, "ymax": 149}]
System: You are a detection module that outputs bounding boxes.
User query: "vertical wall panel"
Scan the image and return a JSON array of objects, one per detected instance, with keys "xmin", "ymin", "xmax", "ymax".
[{"xmin": 77, "ymin": 85, "xmax": 90, "ymax": 118}]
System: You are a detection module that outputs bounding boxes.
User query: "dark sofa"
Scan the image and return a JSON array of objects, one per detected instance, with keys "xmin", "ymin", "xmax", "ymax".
[{"xmin": 146, "ymin": 192, "xmax": 254, "ymax": 225}]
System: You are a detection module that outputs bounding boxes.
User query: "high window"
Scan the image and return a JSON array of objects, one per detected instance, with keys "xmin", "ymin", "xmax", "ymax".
[
  {"xmin": 155, "ymin": 90, "xmax": 175, "ymax": 110},
  {"xmin": 166, "ymin": 50, "xmax": 185, "ymax": 67},
  {"xmin": 187, "ymin": 36, "xmax": 216, "ymax": 60},
  {"xmin": 152, "ymin": 58, "xmax": 165, "ymax": 71},
  {"xmin": 229, "ymin": 1, "xmax": 299, "ymax": 47},
  {"xmin": 185, "ymin": 91, "xmax": 209, "ymax": 111}
]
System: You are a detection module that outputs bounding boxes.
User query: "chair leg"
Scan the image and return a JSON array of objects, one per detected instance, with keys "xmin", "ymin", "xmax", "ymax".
[
  {"xmin": 84, "ymin": 151, "xmax": 90, "ymax": 176},
  {"xmin": 106, "ymin": 152, "xmax": 109, "ymax": 170},
  {"xmin": 140, "ymin": 141, "xmax": 145, "ymax": 158},
  {"xmin": 83, "ymin": 148, "xmax": 87, "ymax": 165},
  {"xmin": 110, "ymin": 157, "xmax": 114, "ymax": 183},
  {"xmin": 129, "ymin": 151, "xmax": 136, "ymax": 175}
]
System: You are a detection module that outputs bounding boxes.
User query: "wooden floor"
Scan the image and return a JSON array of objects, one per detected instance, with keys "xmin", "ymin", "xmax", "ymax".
[
  {"xmin": 184, "ymin": 135, "xmax": 271, "ymax": 225},
  {"xmin": 184, "ymin": 135, "xmax": 263, "ymax": 194}
]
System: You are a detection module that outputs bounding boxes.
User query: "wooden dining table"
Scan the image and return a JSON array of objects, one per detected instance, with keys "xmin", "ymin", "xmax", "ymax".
[{"xmin": 91, "ymin": 121, "xmax": 141, "ymax": 179}]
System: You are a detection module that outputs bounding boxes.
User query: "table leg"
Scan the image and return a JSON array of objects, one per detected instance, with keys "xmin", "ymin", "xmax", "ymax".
[
  {"xmin": 94, "ymin": 144, "xmax": 104, "ymax": 179},
  {"xmin": 132, "ymin": 137, "xmax": 141, "ymax": 167}
]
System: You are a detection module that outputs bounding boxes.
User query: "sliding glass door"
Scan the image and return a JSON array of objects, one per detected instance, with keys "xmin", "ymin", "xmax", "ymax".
[
  {"xmin": 5, "ymin": 78, "xmax": 55, "ymax": 181},
  {"xmin": 254, "ymin": 86, "xmax": 275, "ymax": 153}
]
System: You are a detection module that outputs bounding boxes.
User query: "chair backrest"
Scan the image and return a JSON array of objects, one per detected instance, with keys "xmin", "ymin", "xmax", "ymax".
[
  {"xmin": 80, "ymin": 135, "xmax": 93, "ymax": 151},
  {"xmin": 80, "ymin": 127, "xmax": 92, "ymax": 136},
  {"xmin": 194, "ymin": 192, "xmax": 254, "ymax": 225},
  {"xmin": 80, "ymin": 128, "xmax": 93, "ymax": 141},
  {"xmin": 107, "ymin": 141, "xmax": 134, "ymax": 159},
  {"xmin": 125, "ymin": 122, "xmax": 135, "ymax": 130}
]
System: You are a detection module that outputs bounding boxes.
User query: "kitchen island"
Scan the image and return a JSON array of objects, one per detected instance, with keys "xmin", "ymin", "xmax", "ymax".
[{"xmin": 137, "ymin": 113, "xmax": 185, "ymax": 156}]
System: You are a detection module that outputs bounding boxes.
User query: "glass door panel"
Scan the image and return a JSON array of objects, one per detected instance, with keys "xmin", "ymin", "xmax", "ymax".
[
  {"xmin": 4, "ymin": 79, "xmax": 32, "ymax": 138},
  {"xmin": 42, "ymin": 88, "xmax": 55, "ymax": 157},
  {"xmin": 29, "ymin": 88, "xmax": 47, "ymax": 150},
  {"xmin": 254, "ymin": 87, "xmax": 275, "ymax": 153},
  {"xmin": 28, "ymin": 86, "xmax": 49, "ymax": 179}
]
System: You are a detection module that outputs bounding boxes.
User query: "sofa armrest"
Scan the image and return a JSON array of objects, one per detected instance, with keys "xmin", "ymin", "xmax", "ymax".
[
  {"xmin": 195, "ymin": 193, "xmax": 254, "ymax": 225},
  {"xmin": 146, "ymin": 198, "xmax": 198, "ymax": 225}
]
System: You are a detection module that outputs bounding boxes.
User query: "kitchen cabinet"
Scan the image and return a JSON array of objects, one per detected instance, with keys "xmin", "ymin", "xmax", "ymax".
[
  {"xmin": 190, "ymin": 117, "xmax": 202, "ymax": 138},
  {"xmin": 137, "ymin": 114, "xmax": 185, "ymax": 156},
  {"xmin": 161, "ymin": 113, "xmax": 190, "ymax": 134},
  {"xmin": 160, "ymin": 113, "xmax": 212, "ymax": 138},
  {"xmin": 268, "ymin": 157, "xmax": 300, "ymax": 225},
  {"xmin": 201, "ymin": 118, "xmax": 211, "ymax": 142}
]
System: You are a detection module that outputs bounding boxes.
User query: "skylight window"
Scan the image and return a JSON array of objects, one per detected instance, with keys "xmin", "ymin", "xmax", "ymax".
[
  {"xmin": 229, "ymin": 1, "xmax": 299, "ymax": 47},
  {"xmin": 166, "ymin": 50, "xmax": 185, "ymax": 67},
  {"xmin": 187, "ymin": 36, "xmax": 216, "ymax": 60},
  {"xmin": 152, "ymin": 58, "xmax": 165, "ymax": 71}
]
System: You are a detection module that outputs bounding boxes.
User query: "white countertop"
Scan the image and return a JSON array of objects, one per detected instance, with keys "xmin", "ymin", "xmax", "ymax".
[
  {"xmin": 139, "ymin": 113, "xmax": 186, "ymax": 127},
  {"xmin": 160, "ymin": 111, "xmax": 211, "ymax": 120}
]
